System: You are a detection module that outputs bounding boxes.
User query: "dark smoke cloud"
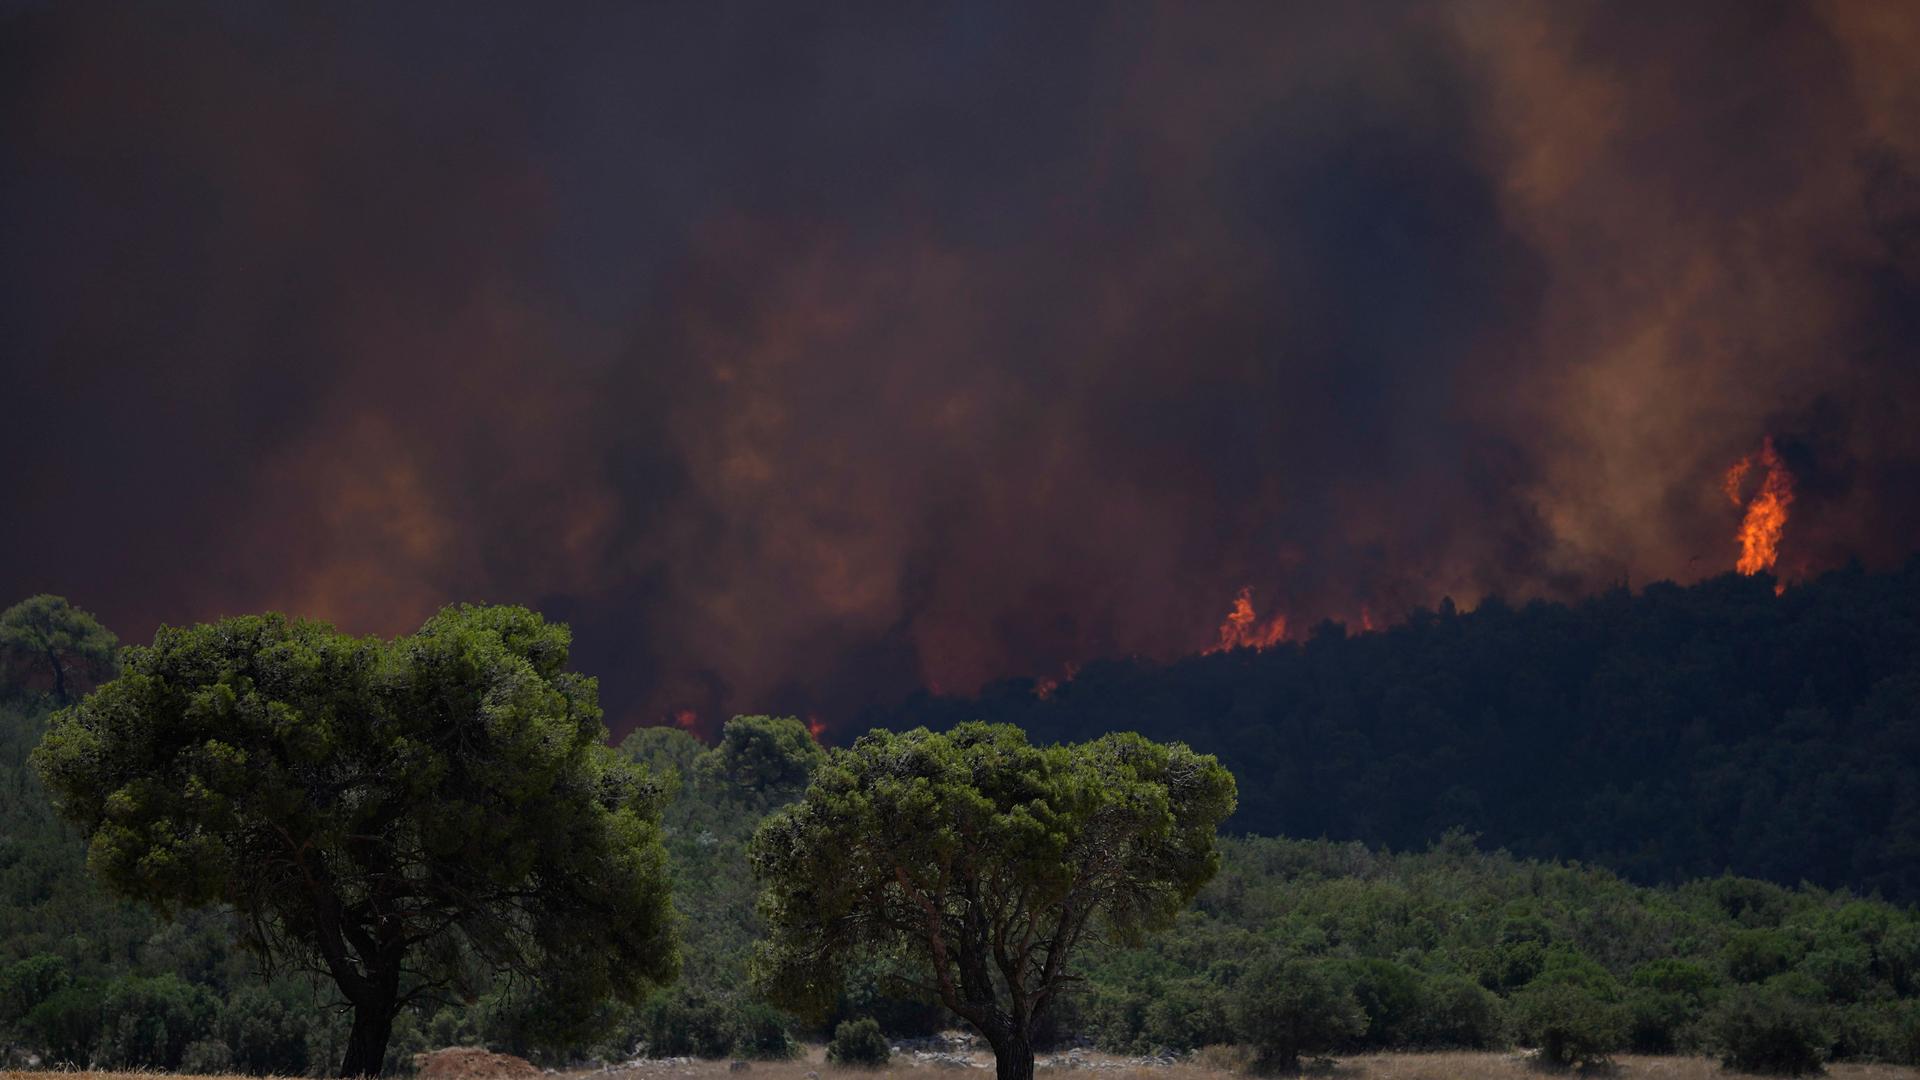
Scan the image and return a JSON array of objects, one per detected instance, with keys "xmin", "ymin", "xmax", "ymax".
[{"xmin": 3, "ymin": 1, "xmax": 1917, "ymax": 733}]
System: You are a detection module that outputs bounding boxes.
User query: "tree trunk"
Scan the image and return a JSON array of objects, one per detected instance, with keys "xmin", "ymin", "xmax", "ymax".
[
  {"xmin": 45, "ymin": 647, "xmax": 67, "ymax": 705},
  {"xmin": 986, "ymin": 1029, "xmax": 1034, "ymax": 1080},
  {"xmin": 339, "ymin": 994, "xmax": 398, "ymax": 1077}
]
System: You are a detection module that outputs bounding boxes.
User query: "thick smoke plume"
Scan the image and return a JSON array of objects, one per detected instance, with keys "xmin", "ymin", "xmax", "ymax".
[{"xmin": 4, "ymin": 2, "xmax": 1918, "ymax": 733}]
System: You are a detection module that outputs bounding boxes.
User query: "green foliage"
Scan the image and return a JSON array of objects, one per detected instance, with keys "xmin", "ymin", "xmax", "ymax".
[
  {"xmin": 1416, "ymin": 975, "xmax": 1502, "ymax": 1049},
  {"xmin": 826, "ymin": 1017, "xmax": 890, "ymax": 1067},
  {"xmin": 220, "ymin": 983, "xmax": 314, "ymax": 1075},
  {"xmin": 0, "ymin": 954, "xmax": 69, "ymax": 1028},
  {"xmin": 182, "ymin": 1036, "xmax": 235, "ymax": 1073},
  {"xmin": 0, "ymin": 595, "xmax": 117, "ymax": 706},
  {"xmin": 1707, "ymin": 985, "xmax": 1833, "ymax": 1076},
  {"xmin": 753, "ymin": 722, "xmax": 1235, "ymax": 1075},
  {"xmin": 6, "ymin": 616, "xmax": 1920, "ymax": 1072},
  {"xmin": 1228, "ymin": 954, "xmax": 1367, "ymax": 1072},
  {"xmin": 703, "ymin": 715, "xmax": 826, "ymax": 798},
  {"xmin": 1331, "ymin": 958, "xmax": 1425, "ymax": 1048},
  {"xmin": 1507, "ymin": 979, "xmax": 1625, "ymax": 1068},
  {"xmin": 94, "ymin": 973, "xmax": 218, "ymax": 1069},
  {"xmin": 634, "ymin": 987, "xmax": 734, "ymax": 1058},
  {"xmin": 24, "ymin": 983, "xmax": 104, "ymax": 1065},
  {"xmin": 729, "ymin": 1000, "xmax": 799, "ymax": 1060},
  {"xmin": 31, "ymin": 604, "xmax": 677, "ymax": 1074},
  {"xmin": 876, "ymin": 563, "xmax": 1920, "ymax": 900}
]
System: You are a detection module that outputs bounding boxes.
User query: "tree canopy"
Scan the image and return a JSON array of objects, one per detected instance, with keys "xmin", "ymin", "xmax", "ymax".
[
  {"xmin": 868, "ymin": 561, "xmax": 1920, "ymax": 898},
  {"xmin": 751, "ymin": 723, "xmax": 1236, "ymax": 1080},
  {"xmin": 0, "ymin": 595, "xmax": 117, "ymax": 705},
  {"xmin": 31, "ymin": 604, "xmax": 677, "ymax": 1075}
]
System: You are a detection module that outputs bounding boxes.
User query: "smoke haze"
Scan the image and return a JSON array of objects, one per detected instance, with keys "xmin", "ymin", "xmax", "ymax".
[{"xmin": 4, "ymin": 1, "xmax": 1918, "ymax": 732}]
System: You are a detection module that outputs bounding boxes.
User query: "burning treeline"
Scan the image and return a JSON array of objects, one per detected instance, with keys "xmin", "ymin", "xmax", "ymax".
[
  {"xmin": 1725, "ymin": 437, "xmax": 1796, "ymax": 582},
  {"xmin": 1199, "ymin": 439, "xmax": 1801, "ymax": 656}
]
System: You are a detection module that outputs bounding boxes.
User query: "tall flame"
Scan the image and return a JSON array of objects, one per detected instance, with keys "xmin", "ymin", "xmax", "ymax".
[
  {"xmin": 1206, "ymin": 586, "xmax": 1288, "ymax": 653},
  {"xmin": 1724, "ymin": 436, "xmax": 1795, "ymax": 579}
]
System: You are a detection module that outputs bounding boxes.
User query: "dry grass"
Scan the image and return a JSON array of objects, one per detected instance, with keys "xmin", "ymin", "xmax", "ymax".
[{"xmin": 7, "ymin": 1053, "xmax": 1917, "ymax": 1080}]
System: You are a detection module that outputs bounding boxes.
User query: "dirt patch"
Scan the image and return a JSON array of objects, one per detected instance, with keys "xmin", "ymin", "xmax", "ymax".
[{"xmin": 416, "ymin": 1046, "xmax": 544, "ymax": 1080}]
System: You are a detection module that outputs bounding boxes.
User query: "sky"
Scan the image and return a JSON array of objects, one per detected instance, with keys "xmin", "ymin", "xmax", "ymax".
[{"xmin": 4, "ymin": 1, "xmax": 1918, "ymax": 735}]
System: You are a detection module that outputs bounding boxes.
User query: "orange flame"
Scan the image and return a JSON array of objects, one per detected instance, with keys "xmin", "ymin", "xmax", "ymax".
[
  {"xmin": 672, "ymin": 708, "xmax": 700, "ymax": 731},
  {"xmin": 1724, "ymin": 436, "xmax": 1795, "ymax": 579},
  {"xmin": 1033, "ymin": 662, "xmax": 1078, "ymax": 700},
  {"xmin": 1206, "ymin": 586, "xmax": 1288, "ymax": 653},
  {"xmin": 805, "ymin": 713, "xmax": 827, "ymax": 741}
]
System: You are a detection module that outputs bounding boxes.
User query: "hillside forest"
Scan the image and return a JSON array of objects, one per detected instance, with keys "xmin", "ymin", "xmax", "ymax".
[{"xmin": 3, "ymin": 564, "xmax": 1919, "ymax": 1074}]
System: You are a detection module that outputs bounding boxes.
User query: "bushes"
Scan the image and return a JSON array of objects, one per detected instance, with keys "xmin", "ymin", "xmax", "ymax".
[
  {"xmin": 730, "ymin": 1002, "xmax": 798, "ymax": 1060},
  {"xmin": 1333, "ymin": 959, "xmax": 1426, "ymax": 1048},
  {"xmin": 1417, "ymin": 975, "xmax": 1502, "ymax": 1048},
  {"xmin": 94, "ymin": 973, "xmax": 218, "ymax": 1070},
  {"xmin": 1507, "ymin": 979, "xmax": 1625, "ymax": 1068},
  {"xmin": 827, "ymin": 1017, "xmax": 890, "ymax": 1067},
  {"xmin": 1707, "ymin": 986, "xmax": 1832, "ymax": 1076},
  {"xmin": 638, "ymin": 989, "xmax": 738, "ymax": 1058},
  {"xmin": 1229, "ymin": 955, "xmax": 1367, "ymax": 1072},
  {"xmin": 220, "ymin": 983, "xmax": 315, "ymax": 1076},
  {"xmin": 23, "ymin": 984, "xmax": 102, "ymax": 1066}
]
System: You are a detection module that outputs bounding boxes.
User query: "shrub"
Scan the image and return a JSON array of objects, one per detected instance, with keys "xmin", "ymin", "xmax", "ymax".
[
  {"xmin": 221, "ymin": 984, "xmax": 314, "ymax": 1076},
  {"xmin": 1725, "ymin": 931, "xmax": 1799, "ymax": 984},
  {"xmin": 1139, "ymin": 979, "xmax": 1232, "ymax": 1052},
  {"xmin": 94, "ymin": 973, "xmax": 218, "ymax": 1070},
  {"xmin": 641, "ymin": 989, "xmax": 736, "ymax": 1058},
  {"xmin": 731, "ymin": 1001, "xmax": 799, "ymax": 1060},
  {"xmin": 181, "ymin": 1037, "xmax": 234, "ymax": 1073},
  {"xmin": 0, "ymin": 955, "xmax": 70, "ymax": 1027},
  {"xmin": 1623, "ymin": 987, "xmax": 1697, "ymax": 1055},
  {"xmin": 1507, "ymin": 979, "xmax": 1625, "ymax": 1068},
  {"xmin": 1228, "ymin": 955, "xmax": 1367, "ymax": 1072},
  {"xmin": 1834, "ymin": 1001, "xmax": 1920, "ymax": 1064},
  {"xmin": 1707, "ymin": 986, "xmax": 1831, "ymax": 1076},
  {"xmin": 827, "ymin": 1017, "xmax": 890, "ymax": 1067},
  {"xmin": 1417, "ymin": 975, "xmax": 1502, "ymax": 1049},
  {"xmin": 1331, "ymin": 959, "xmax": 1425, "ymax": 1048},
  {"xmin": 24, "ymin": 984, "xmax": 103, "ymax": 1066}
]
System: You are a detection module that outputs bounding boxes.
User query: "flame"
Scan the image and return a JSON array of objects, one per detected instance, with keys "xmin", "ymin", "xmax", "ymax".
[
  {"xmin": 1360, "ymin": 606, "xmax": 1375, "ymax": 633},
  {"xmin": 805, "ymin": 713, "xmax": 827, "ymax": 741},
  {"xmin": 1033, "ymin": 662, "xmax": 1078, "ymax": 700},
  {"xmin": 1724, "ymin": 436, "xmax": 1795, "ymax": 579},
  {"xmin": 1206, "ymin": 586, "xmax": 1289, "ymax": 653},
  {"xmin": 672, "ymin": 708, "xmax": 700, "ymax": 731}
]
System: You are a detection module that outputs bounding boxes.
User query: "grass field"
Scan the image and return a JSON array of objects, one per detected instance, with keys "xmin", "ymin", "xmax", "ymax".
[{"xmin": 12, "ymin": 1050, "xmax": 1917, "ymax": 1080}]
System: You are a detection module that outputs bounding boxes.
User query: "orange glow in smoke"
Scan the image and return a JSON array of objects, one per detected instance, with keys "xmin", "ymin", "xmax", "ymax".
[
  {"xmin": 805, "ymin": 713, "xmax": 827, "ymax": 741},
  {"xmin": 1206, "ymin": 586, "xmax": 1289, "ymax": 654},
  {"xmin": 1724, "ymin": 437, "xmax": 1795, "ymax": 580},
  {"xmin": 672, "ymin": 708, "xmax": 700, "ymax": 731}
]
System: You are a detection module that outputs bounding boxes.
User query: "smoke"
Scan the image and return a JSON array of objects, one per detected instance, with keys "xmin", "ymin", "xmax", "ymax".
[{"xmin": 3, "ymin": 1, "xmax": 1916, "ymax": 732}]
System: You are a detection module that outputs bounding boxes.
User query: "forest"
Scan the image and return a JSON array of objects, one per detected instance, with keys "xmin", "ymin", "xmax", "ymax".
[
  {"xmin": 4, "ymin": 673, "xmax": 1920, "ymax": 1075},
  {"xmin": 870, "ymin": 561, "xmax": 1920, "ymax": 899}
]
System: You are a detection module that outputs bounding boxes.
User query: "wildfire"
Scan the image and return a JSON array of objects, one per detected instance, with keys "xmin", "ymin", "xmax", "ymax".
[
  {"xmin": 1724, "ymin": 436, "xmax": 1794, "ymax": 581},
  {"xmin": 672, "ymin": 708, "xmax": 700, "ymax": 732},
  {"xmin": 805, "ymin": 714, "xmax": 827, "ymax": 741},
  {"xmin": 1206, "ymin": 586, "xmax": 1288, "ymax": 654},
  {"xmin": 1032, "ymin": 662, "xmax": 1078, "ymax": 700}
]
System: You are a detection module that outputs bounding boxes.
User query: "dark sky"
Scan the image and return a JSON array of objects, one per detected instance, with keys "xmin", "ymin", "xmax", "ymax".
[{"xmin": 4, "ymin": 1, "xmax": 1918, "ymax": 735}]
